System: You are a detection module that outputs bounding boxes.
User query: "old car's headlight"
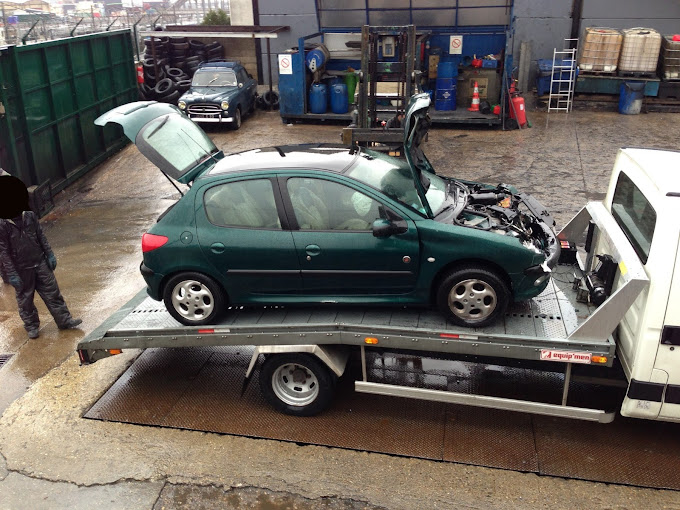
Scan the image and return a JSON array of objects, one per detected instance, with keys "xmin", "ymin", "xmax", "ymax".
[
  {"xmin": 178, "ymin": 101, "xmax": 186, "ymax": 110},
  {"xmin": 221, "ymin": 100, "xmax": 229, "ymax": 110}
]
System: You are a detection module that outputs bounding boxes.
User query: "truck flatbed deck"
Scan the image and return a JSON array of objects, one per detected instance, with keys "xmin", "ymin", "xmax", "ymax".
[{"xmin": 78, "ymin": 264, "xmax": 613, "ymax": 365}]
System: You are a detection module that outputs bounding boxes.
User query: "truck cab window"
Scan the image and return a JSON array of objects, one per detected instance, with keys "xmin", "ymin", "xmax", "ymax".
[{"xmin": 611, "ymin": 172, "xmax": 656, "ymax": 264}]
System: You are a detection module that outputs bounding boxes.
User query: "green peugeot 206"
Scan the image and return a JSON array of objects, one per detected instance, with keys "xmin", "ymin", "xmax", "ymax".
[{"xmin": 95, "ymin": 94, "xmax": 560, "ymax": 328}]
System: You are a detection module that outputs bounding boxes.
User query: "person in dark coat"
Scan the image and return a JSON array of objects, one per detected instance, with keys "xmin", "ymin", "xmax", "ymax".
[{"xmin": 0, "ymin": 175, "xmax": 81, "ymax": 339}]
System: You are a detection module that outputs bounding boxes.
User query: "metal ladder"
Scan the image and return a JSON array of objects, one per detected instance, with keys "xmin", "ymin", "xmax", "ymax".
[{"xmin": 548, "ymin": 40, "xmax": 578, "ymax": 112}]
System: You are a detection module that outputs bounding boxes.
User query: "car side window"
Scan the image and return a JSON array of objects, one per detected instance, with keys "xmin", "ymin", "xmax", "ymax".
[
  {"xmin": 204, "ymin": 179, "xmax": 281, "ymax": 229},
  {"xmin": 287, "ymin": 177, "xmax": 382, "ymax": 231},
  {"xmin": 237, "ymin": 69, "xmax": 248, "ymax": 83}
]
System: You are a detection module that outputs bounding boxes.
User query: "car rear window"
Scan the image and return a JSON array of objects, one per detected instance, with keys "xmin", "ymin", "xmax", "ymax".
[{"xmin": 611, "ymin": 171, "xmax": 656, "ymax": 264}]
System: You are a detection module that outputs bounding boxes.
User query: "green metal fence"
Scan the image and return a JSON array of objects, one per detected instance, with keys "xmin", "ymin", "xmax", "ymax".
[{"xmin": 0, "ymin": 29, "xmax": 137, "ymax": 192}]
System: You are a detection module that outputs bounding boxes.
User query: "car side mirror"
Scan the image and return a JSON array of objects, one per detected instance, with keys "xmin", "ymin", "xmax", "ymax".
[
  {"xmin": 238, "ymin": 83, "xmax": 243, "ymax": 88},
  {"xmin": 372, "ymin": 218, "xmax": 407, "ymax": 238}
]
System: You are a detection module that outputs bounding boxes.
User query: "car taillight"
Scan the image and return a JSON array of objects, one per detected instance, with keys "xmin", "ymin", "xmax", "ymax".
[{"xmin": 142, "ymin": 233, "xmax": 169, "ymax": 253}]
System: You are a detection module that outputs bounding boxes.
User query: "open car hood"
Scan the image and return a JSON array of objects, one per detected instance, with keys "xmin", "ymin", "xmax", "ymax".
[
  {"xmin": 403, "ymin": 93, "xmax": 435, "ymax": 218},
  {"xmin": 94, "ymin": 101, "xmax": 223, "ymax": 185}
]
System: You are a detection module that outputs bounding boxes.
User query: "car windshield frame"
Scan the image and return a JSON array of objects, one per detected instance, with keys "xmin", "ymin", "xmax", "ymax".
[
  {"xmin": 191, "ymin": 69, "xmax": 238, "ymax": 87},
  {"xmin": 346, "ymin": 150, "xmax": 448, "ymax": 217}
]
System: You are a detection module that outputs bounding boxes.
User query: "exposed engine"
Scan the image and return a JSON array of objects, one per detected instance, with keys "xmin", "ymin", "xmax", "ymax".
[{"xmin": 452, "ymin": 181, "xmax": 556, "ymax": 256}]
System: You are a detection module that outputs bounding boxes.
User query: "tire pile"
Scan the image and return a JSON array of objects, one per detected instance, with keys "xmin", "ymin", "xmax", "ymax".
[{"xmin": 139, "ymin": 36, "xmax": 225, "ymax": 104}]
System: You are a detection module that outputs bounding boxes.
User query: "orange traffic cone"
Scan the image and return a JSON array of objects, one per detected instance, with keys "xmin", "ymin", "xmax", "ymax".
[{"xmin": 468, "ymin": 81, "xmax": 480, "ymax": 112}]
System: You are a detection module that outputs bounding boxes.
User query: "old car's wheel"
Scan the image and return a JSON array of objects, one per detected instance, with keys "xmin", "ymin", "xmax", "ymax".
[
  {"xmin": 259, "ymin": 354, "xmax": 337, "ymax": 416},
  {"xmin": 163, "ymin": 272, "xmax": 225, "ymax": 326},
  {"xmin": 232, "ymin": 107, "xmax": 242, "ymax": 130},
  {"xmin": 436, "ymin": 265, "xmax": 510, "ymax": 328}
]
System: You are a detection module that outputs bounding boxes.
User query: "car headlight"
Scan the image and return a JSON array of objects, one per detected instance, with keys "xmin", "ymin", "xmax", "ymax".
[
  {"xmin": 220, "ymin": 100, "xmax": 229, "ymax": 110},
  {"xmin": 178, "ymin": 101, "xmax": 186, "ymax": 110}
]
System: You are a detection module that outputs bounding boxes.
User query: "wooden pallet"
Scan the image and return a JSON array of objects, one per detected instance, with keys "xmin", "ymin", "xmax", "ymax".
[
  {"xmin": 617, "ymin": 70, "xmax": 657, "ymax": 78},
  {"xmin": 658, "ymin": 80, "xmax": 680, "ymax": 99}
]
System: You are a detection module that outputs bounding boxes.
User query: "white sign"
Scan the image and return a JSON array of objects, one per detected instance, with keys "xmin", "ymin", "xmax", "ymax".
[
  {"xmin": 540, "ymin": 350, "xmax": 592, "ymax": 364},
  {"xmin": 278, "ymin": 54, "xmax": 292, "ymax": 75},
  {"xmin": 449, "ymin": 35, "xmax": 463, "ymax": 55}
]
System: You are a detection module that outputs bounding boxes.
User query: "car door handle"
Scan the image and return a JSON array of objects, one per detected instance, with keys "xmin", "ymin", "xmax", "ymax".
[
  {"xmin": 305, "ymin": 244, "xmax": 321, "ymax": 257},
  {"xmin": 210, "ymin": 242, "xmax": 226, "ymax": 254}
]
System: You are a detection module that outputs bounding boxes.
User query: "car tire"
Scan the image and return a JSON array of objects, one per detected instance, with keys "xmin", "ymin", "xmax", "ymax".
[
  {"xmin": 259, "ymin": 353, "xmax": 337, "ymax": 416},
  {"xmin": 262, "ymin": 90, "xmax": 279, "ymax": 110},
  {"xmin": 154, "ymin": 77, "xmax": 175, "ymax": 96},
  {"xmin": 177, "ymin": 79, "xmax": 192, "ymax": 91},
  {"xmin": 159, "ymin": 89, "xmax": 181, "ymax": 103},
  {"xmin": 163, "ymin": 272, "xmax": 226, "ymax": 326},
  {"xmin": 436, "ymin": 265, "xmax": 510, "ymax": 328},
  {"xmin": 231, "ymin": 106, "xmax": 242, "ymax": 129}
]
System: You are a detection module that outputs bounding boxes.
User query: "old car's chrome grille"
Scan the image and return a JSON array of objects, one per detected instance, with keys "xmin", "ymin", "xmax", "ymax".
[{"xmin": 187, "ymin": 104, "xmax": 222, "ymax": 114}]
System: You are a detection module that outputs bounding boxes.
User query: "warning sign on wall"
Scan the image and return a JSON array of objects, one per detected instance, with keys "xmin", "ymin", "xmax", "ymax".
[
  {"xmin": 449, "ymin": 35, "xmax": 463, "ymax": 55},
  {"xmin": 278, "ymin": 54, "xmax": 292, "ymax": 75}
]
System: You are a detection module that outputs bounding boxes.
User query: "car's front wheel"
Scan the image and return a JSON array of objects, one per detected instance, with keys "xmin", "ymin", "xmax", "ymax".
[
  {"xmin": 231, "ymin": 106, "xmax": 241, "ymax": 130},
  {"xmin": 259, "ymin": 354, "xmax": 337, "ymax": 416},
  {"xmin": 163, "ymin": 272, "xmax": 226, "ymax": 326},
  {"xmin": 436, "ymin": 265, "xmax": 510, "ymax": 328}
]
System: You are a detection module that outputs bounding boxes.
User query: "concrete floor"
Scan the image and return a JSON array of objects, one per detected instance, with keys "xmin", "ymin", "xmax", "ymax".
[{"xmin": 1, "ymin": 106, "xmax": 680, "ymax": 510}]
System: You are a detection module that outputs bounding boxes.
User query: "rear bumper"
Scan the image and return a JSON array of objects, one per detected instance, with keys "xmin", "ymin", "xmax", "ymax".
[{"xmin": 140, "ymin": 262, "xmax": 164, "ymax": 301}]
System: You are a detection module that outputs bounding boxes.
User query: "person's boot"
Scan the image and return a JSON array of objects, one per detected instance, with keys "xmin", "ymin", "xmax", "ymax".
[
  {"xmin": 27, "ymin": 328, "xmax": 39, "ymax": 339},
  {"xmin": 58, "ymin": 318, "xmax": 82, "ymax": 330}
]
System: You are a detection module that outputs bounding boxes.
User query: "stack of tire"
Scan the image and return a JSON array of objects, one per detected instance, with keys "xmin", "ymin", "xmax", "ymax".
[{"xmin": 139, "ymin": 36, "xmax": 225, "ymax": 104}]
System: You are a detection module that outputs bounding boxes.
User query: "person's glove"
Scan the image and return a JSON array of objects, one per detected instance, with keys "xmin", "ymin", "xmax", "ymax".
[
  {"xmin": 47, "ymin": 252, "xmax": 57, "ymax": 271},
  {"xmin": 8, "ymin": 275, "xmax": 21, "ymax": 289}
]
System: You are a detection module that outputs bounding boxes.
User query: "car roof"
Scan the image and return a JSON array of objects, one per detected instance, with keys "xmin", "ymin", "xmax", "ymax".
[
  {"xmin": 197, "ymin": 61, "xmax": 241, "ymax": 70},
  {"xmin": 204, "ymin": 144, "xmax": 360, "ymax": 178}
]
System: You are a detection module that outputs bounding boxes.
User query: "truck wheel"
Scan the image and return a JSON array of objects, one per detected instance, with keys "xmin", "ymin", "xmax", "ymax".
[
  {"xmin": 259, "ymin": 353, "xmax": 337, "ymax": 416},
  {"xmin": 436, "ymin": 265, "xmax": 510, "ymax": 328},
  {"xmin": 163, "ymin": 272, "xmax": 225, "ymax": 326}
]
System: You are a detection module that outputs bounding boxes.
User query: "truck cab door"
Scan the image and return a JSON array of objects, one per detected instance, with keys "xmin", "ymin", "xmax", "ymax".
[{"xmin": 656, "ymin": 234, "xmax": 680, "ymax": 420}]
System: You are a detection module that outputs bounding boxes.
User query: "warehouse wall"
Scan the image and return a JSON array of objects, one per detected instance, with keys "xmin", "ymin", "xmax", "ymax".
[
  {"xmin": 257, "ymin": 0, "xmax": 318, "ymax": 86},
  {"xmin": 581, "ymin": 0, "xmax": 680, "ymax": 34},
  {"xmin": 513, "ymin": 0, "xmax": 680, "ymax": 92},
  {"xmin": 512, "ymin": 0, "xmax": 574, "ymax": 90}
]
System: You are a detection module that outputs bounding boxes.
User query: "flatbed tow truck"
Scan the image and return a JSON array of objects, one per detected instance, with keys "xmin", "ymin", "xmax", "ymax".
[{"xmin": 78, "ymin": 148, "xmax": 679, "ymax": 424}]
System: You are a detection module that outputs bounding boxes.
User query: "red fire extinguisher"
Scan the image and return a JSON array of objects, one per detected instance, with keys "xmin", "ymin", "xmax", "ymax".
[
  {"xmin": 136, "ymin": 63, "xmax": 144, "ymax": 84},
  {"xmin": 508, "ymin": 79, "xmax": 527, "ymax": 127}
]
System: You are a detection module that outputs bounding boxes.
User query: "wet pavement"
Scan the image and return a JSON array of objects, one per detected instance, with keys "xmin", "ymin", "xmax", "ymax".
[{"xmin": 1, "ymin": 106, "xmax": 680, "ymax": 509}]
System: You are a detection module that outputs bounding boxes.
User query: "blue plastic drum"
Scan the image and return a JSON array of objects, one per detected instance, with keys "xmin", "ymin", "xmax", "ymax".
[
  {"xmin": 330, "ymin": 83, "xmax": 349, "ymax": 114},
  {"xmin": 309, "ymin": 83, "xmax": 328, "ymax": 114},
  {"xmin": 437, "ymin": 61, "xmax": 458, "ymax": 79},
  {"xmin": 435, "ymin": 83, "xmax": 456, "ymax": 111},
  {"xmin": 619, "ymin": 81, "xmax": 645, "ymax": 115}
]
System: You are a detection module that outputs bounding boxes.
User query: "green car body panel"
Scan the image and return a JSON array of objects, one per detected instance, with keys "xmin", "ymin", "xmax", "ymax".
[{"xmin": 97, "ymin": 94, "xmax": 560, "ymax": 326}]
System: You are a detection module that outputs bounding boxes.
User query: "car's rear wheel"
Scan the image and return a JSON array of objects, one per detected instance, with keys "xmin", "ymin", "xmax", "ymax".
[
  {"xmin": 163, "ymin": 272, "xmax": 226, "ymax": 326},
  {"xmin": 436, "ymin": 265, "xmax": 510, "ymax": 328},
  {"xmin": 232, "ymin": 106, "xmax": 242, "ymax": 130},
  {"xmin": 259, "ymin": 353, "xmax": 337, "ymax": 416}
]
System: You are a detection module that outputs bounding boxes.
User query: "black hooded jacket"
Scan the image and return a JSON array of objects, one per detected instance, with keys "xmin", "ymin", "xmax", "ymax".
[{"xmin": 0, "ymin": 211, "xmax": 53, "ymax": 276}]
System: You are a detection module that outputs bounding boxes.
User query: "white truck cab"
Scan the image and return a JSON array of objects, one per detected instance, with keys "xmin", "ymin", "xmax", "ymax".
[{"xmin": 602, "ymin": 148, "xmax": 680, "ymax": 421}]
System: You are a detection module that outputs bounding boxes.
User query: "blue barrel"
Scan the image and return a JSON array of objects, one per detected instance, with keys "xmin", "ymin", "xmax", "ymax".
[
  {"xmin": 437, "ymin": 61, "xmax": 458, "ymax": 79},
  {"xmin": 619, "ymin": 81, "xmax": 645, "ymax": 115},
  {"xmin": 309, "ymin": 83, "xmax": 328, "ymax": 114},
  {"xmin": 435, "ymin": 83, "xmax": 456, "ymax": 111},
  {"xmin": 325, "ymin": 77, "xmax": 342, "ymax": 106},
  {"xmin": 330, "ymin": 83, "xmax": 349, "ymax": 114}
]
